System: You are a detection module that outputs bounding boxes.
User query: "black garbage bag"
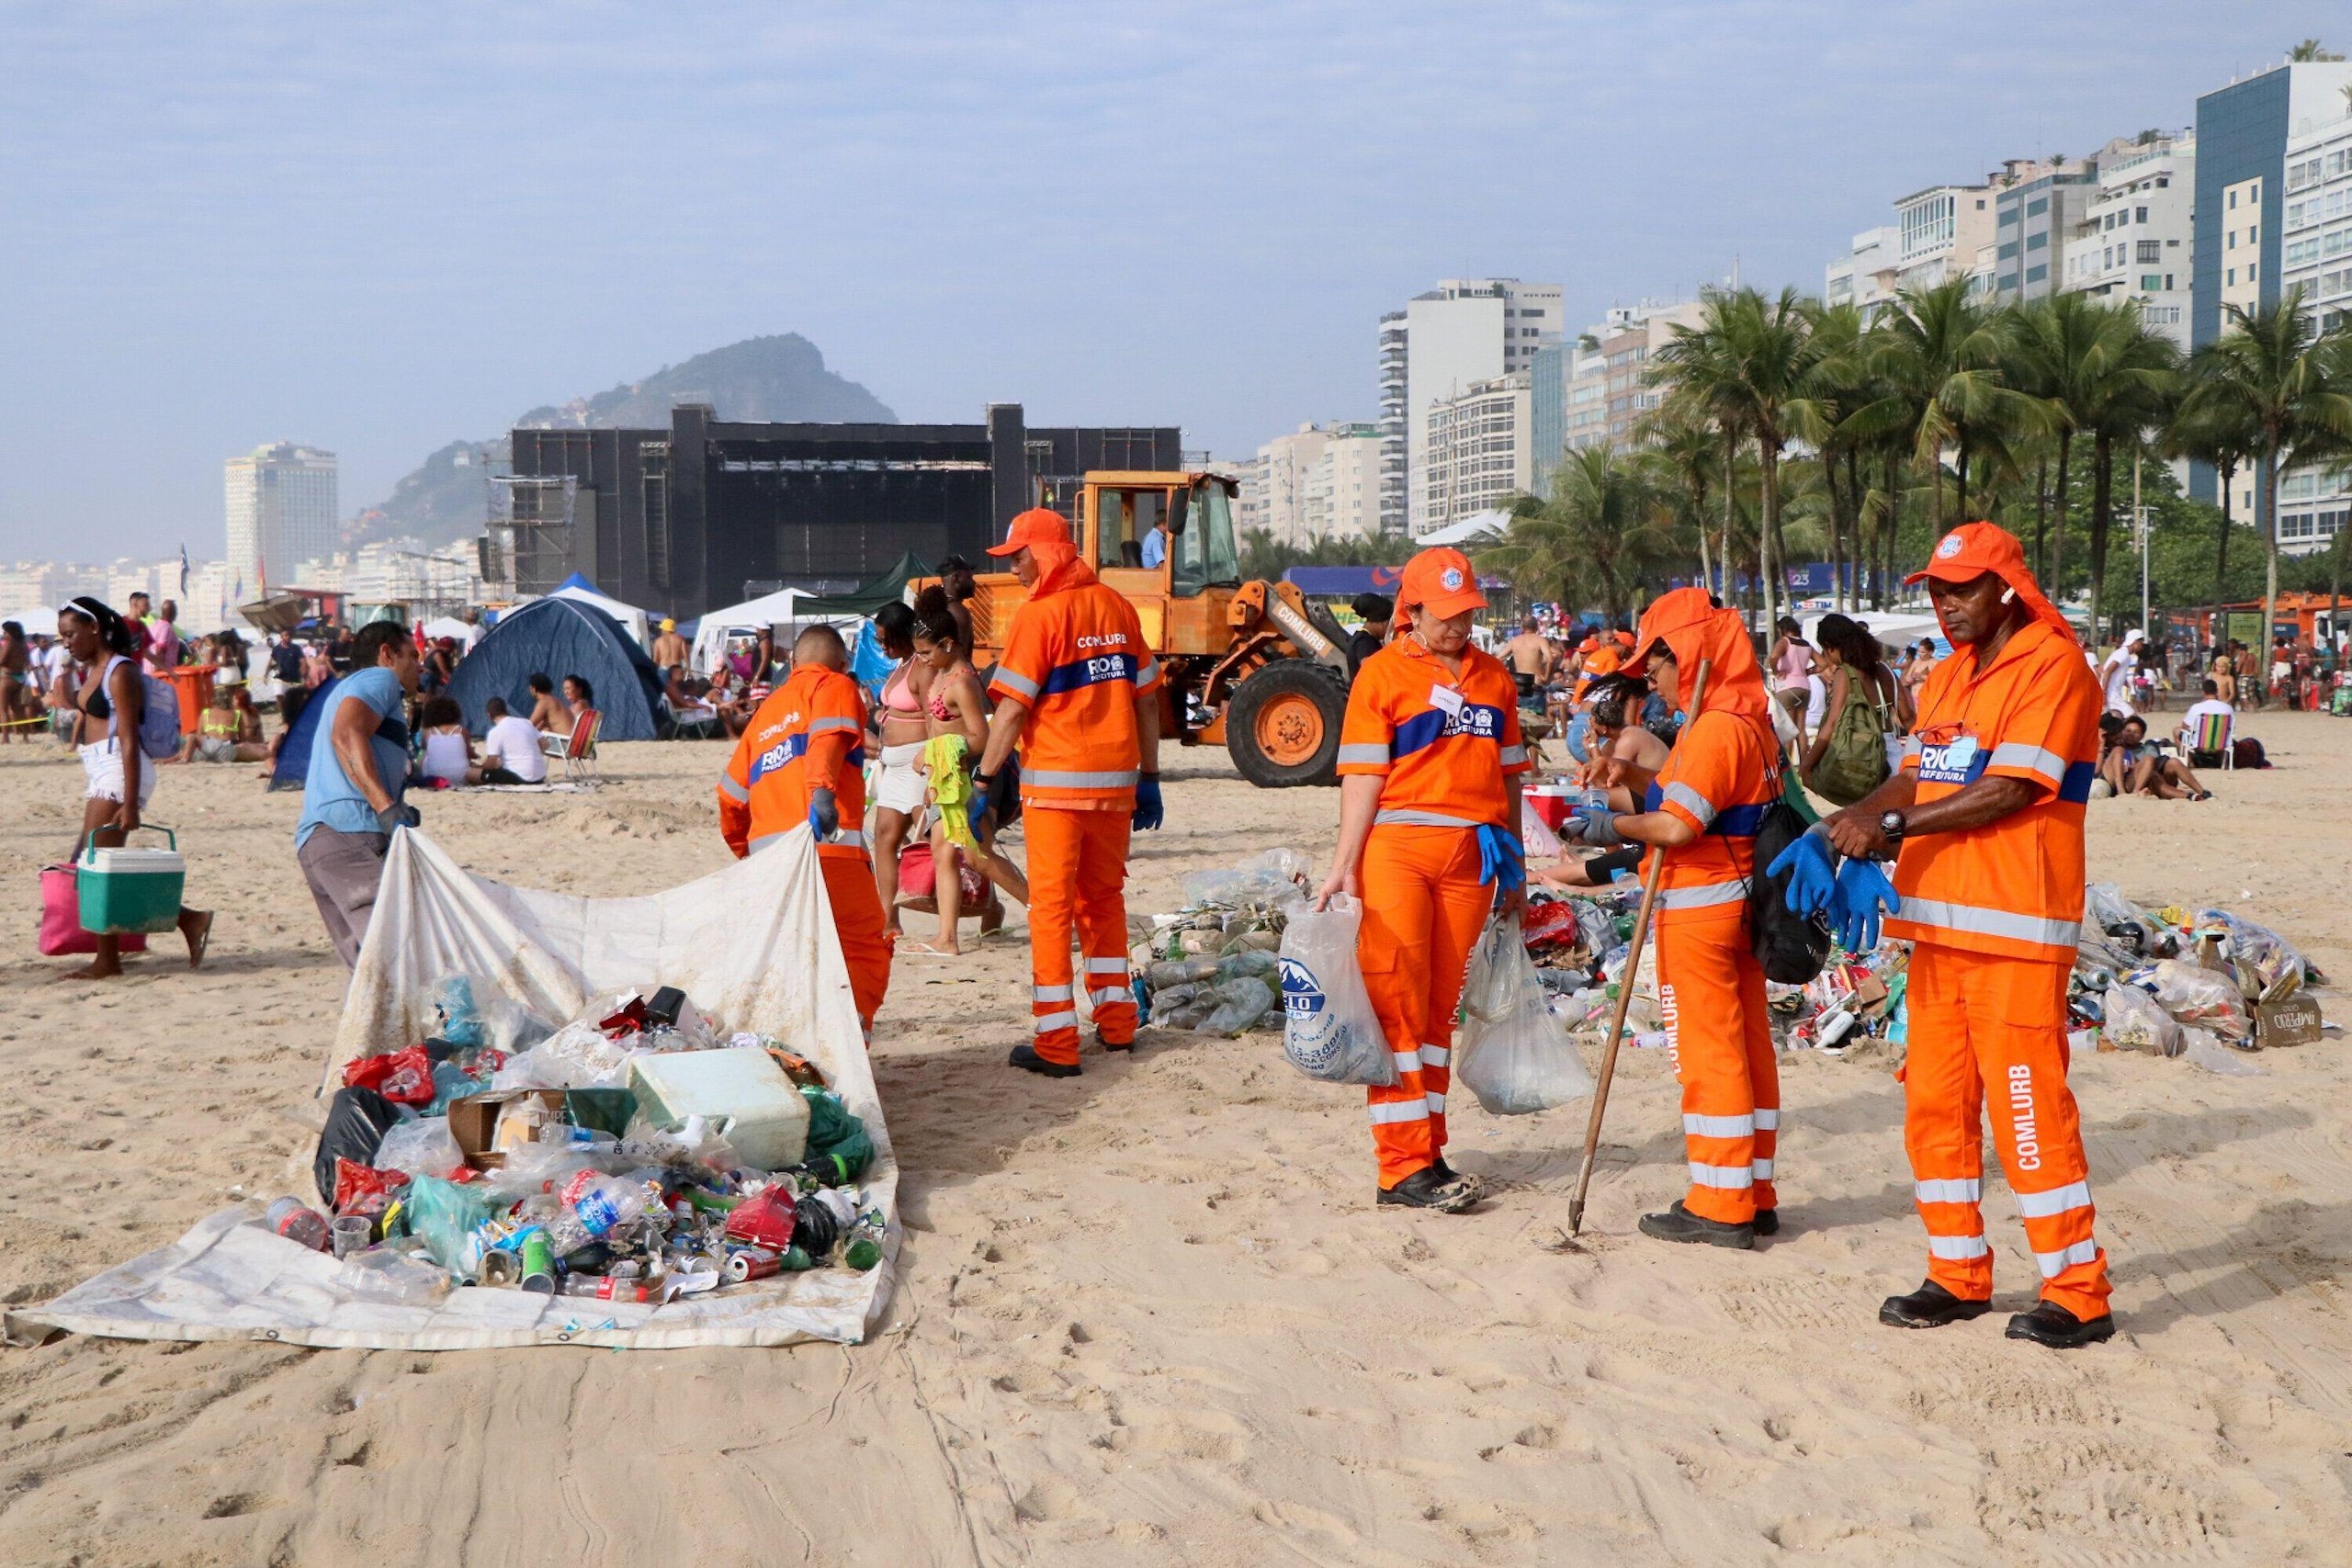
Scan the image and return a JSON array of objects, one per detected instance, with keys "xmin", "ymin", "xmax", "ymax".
[{"xmin": 313, "ymin": 1087, "xmax": 402, "ymax": 1205}]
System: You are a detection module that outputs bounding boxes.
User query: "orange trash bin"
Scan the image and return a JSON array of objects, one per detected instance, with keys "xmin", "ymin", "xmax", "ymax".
[{"xmin": 161, "ymin": 664, "xmax": 218, "ymax": 736}]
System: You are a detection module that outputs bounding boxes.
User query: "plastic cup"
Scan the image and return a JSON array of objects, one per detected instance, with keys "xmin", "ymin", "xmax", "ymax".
[{"xmin": 330, "ymin": 1215, "xmax": 372, "ymax": 1259}]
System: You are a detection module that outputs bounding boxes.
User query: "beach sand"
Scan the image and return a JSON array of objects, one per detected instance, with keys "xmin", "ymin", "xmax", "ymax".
[{"xmin": 3, "ymin": 714, "xmax": 2350, "ymax": 1566}]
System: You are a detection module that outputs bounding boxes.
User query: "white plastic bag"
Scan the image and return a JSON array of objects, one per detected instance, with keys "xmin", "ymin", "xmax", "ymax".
[
  {"xmin": 1275, "ymin": 896, "xmax": 1396, "ymax": 1086},
  {"xmin": 1457, "ymin": 915, "xmax": 1596, "ymax": 1114},
  {"xmin": 373, "ymin": 1115, "xmax": 465, "ymax": 1179},
  {"xmin": 2102, "ymin": 983, "xmax": 2183, "ymax": 1058}
]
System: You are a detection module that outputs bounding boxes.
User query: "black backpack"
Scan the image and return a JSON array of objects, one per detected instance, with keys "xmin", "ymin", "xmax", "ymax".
[{"xmin": 1747, "ymin": 766, "xmax": 1831, "ymax": 984}]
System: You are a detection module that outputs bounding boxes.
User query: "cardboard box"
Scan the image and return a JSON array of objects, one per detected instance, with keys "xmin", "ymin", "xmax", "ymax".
[
  {"xmin": 2256, "ymin": 994, "xmax": 2324, "ymax": 1049},
  {"xmin": 447, "ymin": 1089, "xmax": 566, "ymax": 1170}
]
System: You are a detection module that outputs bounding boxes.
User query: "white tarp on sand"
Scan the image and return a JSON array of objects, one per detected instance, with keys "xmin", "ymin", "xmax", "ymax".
[{"xmin": 13, "ymin": 829, "xmax": 897, "ymax": 1351}]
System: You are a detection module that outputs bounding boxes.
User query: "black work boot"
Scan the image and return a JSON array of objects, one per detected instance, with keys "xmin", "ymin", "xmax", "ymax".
[
  {"xmin": 1637, "ymin": 1201, "xmax": 1755, "ymax": 1249},
  {"xmin": 1008, "ymin": 1044, "xmax": 1080, "ymax": 1078},
  {"xmin": 1376, "ymin": 1166, "xmax": 1480, "ymax": 1213},
  {"xmin": 1879, "ymin": 1280, "xmax": 1993, "ymax": 1329},
  {"xmin": 2005, "ymin": 1300, "xmax": 2116, "ymax": 1348},
  {"xmin": 1751, "ymin": 1209, "xmax": 1781, "ymax": 1236}
]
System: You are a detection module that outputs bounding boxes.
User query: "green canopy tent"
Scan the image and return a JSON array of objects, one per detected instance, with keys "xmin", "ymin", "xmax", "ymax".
[{"xmin": 797, "ymin": 551, "xmax": 932, "ymax": 618}]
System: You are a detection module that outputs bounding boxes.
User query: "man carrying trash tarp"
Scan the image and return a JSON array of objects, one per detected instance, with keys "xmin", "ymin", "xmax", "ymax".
[
  {"xmin": 1777, "ymin": 521, "xmax": 2113, "ymax": 1349},
  {"xmin": 969, "ymin": 507, "xmax": 1164, "ymax": 1078},
  {"xmin": 718, "ymin": 625, "xmax": 893, "ymax": 1043}
]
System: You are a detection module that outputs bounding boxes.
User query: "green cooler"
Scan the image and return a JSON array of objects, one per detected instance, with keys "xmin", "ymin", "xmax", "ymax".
[{"xmin": 77, "ymin": 827, "xmax": 186, "ymax": 934}]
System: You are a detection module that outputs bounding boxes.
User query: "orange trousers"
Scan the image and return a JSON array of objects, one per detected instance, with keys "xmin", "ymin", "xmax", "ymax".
[
  {"xmin": 820, "ymin": 851, "xmax": 893, "ymax": 1043},
  {"xmin": 1359, "ymin": 826, "xmax": 1494, "ymax": 1189},
  {"xmin": 1024, "ymin": 807, "xmax": 1136, "ymax": 1066},
  {"xmin": 1905, "ymin": 942, "xmax": 2110, "ymax": 1321},
  {"xmin": 1656, "ymin": 911, "xmax": 1777, "ymax": 1224}
]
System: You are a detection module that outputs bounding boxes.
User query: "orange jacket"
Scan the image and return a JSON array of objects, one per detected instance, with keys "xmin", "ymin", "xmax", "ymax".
[
  {"xmin": 989, "ymin": 549, "xmax": 1162, "ymax": 809},
  {"xmin": 1337, "ymin": 636, "xmax": 1531, "ymax": 829},
  {"xmin": 718, "ymin": 664, "xmax": 870, "ymax": 860},
  {"xmin": 1885, "ymin": 618, "xmax": 2098, "ymax": 963},
  {"xmin": 1630, "ymin": 589, "xmax": 1781, "ymax": 924}
]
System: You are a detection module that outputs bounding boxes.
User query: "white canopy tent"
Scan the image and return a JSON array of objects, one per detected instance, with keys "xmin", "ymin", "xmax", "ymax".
[
  {"xmin": 690, "ymin": 589, "xmax": 861, "ymax": 677},
  {"xmin": 4, "ymin": 605, "xmax": 59, "ymax": 638}
]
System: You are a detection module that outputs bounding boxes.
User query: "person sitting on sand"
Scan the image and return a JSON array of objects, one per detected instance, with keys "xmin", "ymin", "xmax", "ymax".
[
  {"xmin": 1577, "ymin": 673, "xmax": 1671, "ymax": 810},
  {"xmin": 2103, "ymin": 714, "xmax": 2211, "ymax": 800},
  {"xmin": 469, "ymin": 696, "xmax": 548, "ymax": 785},
  {"xmin": 166, "ymin": 684, "xmax": 268, "ymax": 764},
  {"xmin": 524, "ymin": 671, "xmax": 565, "ymax": 736},
  {"xmin": 413, "ymin": 695, "xmax": 474, "ymax": 786}
]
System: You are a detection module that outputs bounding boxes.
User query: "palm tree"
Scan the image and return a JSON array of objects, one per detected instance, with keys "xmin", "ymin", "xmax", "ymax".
[
  {"xmin": 1844, "ymin": 277, "xmax": 2047, "ymax": 540},
  {"xmin": 1635, "ymin": 405, "xmax": 1726, "ymax": 595},
  {"xmin": 2162, "ymin": 379, "xmax": 2259, "ymax": 624},
  {"xmin": 1477, "ymin": 446, "xmax": 1679, "ymax": 629},
  {"xmin": 2174, "ymin": 291, "xmax": 2352, "ymax": 661},
  {"xmin": 1651, "ymin": 286, "xmax": 1825, "ymax": 636},
  {"xmin": 2071, "ymin": 307, "xmax": 2180, "ymax": 632}
]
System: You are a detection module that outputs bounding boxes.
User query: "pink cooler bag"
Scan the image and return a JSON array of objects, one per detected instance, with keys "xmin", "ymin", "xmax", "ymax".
[{"xmin": 38, "ymin": 864, "xmax": 148, "ymax": 957}]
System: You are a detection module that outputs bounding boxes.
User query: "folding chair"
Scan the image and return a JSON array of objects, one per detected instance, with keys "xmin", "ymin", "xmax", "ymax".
[
  {"xmin": 562, "ymin": 708, "xmax": 604, "ymax": 784},
  {"xmin": 2190, "ymin": 707, "xmax": 2233, "ymax": 772}
]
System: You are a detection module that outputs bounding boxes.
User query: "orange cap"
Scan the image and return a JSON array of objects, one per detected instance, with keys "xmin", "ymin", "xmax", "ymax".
[
  {"xmin": 1905, "ymin": 521, "xmax": 2074, "ymax": 640},
  {"xmin": 1396, "ymin": 547, "xmax": 1486, "ymax": 619},
  {"xmin": 987, "ymin": 507, "xmax": 1072, "ymax": 558}
]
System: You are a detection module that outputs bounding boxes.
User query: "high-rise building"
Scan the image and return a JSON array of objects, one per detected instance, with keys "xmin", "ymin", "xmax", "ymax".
[
  {"xmin": 2191, "ymin": 55, "xmax": 2352, "ymax": 508},
  {"xmin": 2063, "ymin": 130, "xmax": 2196, "ymax": 348},
  {"xmin": 1380, "ymin": 278, "xmax": 1561, "ymax": 534},
  {"xmin": 1825, "ymin": 225, "xmax": 1901, "ymax": 316},
  {"xmin": 1422, "ymin": 372, "xmax": 1532, "ymax": 531},
  {"xmin": 224, "ymin": 442, "xmax": 339, "ymax": 592},
  {"xmin": 1562, "ymin": 299, "xmax": 1707, "ymax": 454},
  {"xmin": 2277, "ymin": 98, "xmax": 2352, "ymax": 555},
  {"xmin": 1253, "ymin": 424, "xmax": 1332, "ymax": 547},
  {"xmin": 1306, "ymin": 423, "xmax": 1384, "ymax": 542},
  {"xmin": 1894, "ymin": 180, "xmax": 1998, "ymax": 290},
  {"xmin": 1992, "ymin": 157, "xmax": 2098, "ymax": 302},
  {"xmin": 1529, "ymin": 343, "xmax": 1566, "ymax": 497}
]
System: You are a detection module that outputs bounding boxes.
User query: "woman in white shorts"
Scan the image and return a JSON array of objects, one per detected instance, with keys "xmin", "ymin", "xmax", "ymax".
[
  {"xmin": 867, "ymin": 602, "xmax": 931, "ymax": 937},
  {"xmin": 56, "ymin": 597, "xmax": 211, "ymax": 979}
]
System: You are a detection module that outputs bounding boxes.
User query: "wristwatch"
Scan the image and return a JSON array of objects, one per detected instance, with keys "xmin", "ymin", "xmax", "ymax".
[{"xmin": 1879, "ymin": 809, "xmax": 1907, "ymax": 847}]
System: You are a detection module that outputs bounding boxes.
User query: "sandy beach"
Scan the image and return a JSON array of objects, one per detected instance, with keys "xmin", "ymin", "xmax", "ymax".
[{"xmin": 4, "ymin": 715, "xmax": 2351, "ymax": 1567}]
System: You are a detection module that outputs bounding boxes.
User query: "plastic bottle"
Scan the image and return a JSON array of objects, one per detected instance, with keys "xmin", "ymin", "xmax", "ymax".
[
  {"xmin": 265, "ymin": 1197, "xmax": 331, "ymax": 1252},
  {"xmin": 542, "ymin": 1172, "xmax": 654, "ymax": 1255},
  {"xmin": 842, "ymin": 1211, "xmax": 887, "ymax": 1271},
  {"xmin": 558, "ymin": 1274, "xmax": 653, "ymax": 1303}
]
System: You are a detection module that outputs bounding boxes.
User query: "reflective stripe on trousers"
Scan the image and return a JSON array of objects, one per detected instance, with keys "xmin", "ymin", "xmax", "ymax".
[
  {"xmin": 1657, "ymin": 911, "xmax": 1777, "ymax": 1224},
  {"xmin": 1024, "ymin": 807, "xmax": 1136, "ymax": 1065},
  {"xmin": 1360, "ymin": 825, "xmax": 1492, "ymax": 1189}
]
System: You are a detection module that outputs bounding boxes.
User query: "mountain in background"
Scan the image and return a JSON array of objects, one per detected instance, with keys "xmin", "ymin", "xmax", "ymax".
[{"xmin": 351, "ymin": 334, "xmax": 897, "ymax": 548}]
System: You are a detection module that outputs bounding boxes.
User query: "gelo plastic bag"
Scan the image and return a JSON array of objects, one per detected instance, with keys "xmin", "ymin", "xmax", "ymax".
[
  {"xmin": 1276, "ymin": 896, "xmax": 1396, "ymax": 1086},
  {"xmin": 1457, "ymin": 915, "xmax": 1597, "ymax": 1114}
]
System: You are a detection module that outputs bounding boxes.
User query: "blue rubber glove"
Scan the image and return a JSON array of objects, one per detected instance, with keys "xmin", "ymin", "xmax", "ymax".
[
  {"xmin": 1566, "ymin": 803, "xmax": 1622, "ymax": 847},
  {"xmin": 1832, "ymin": 856, "xmax": 1901, "ymax": 955},
  {"xmin": 1475, "ymin": 825, "xmax": 1525, "ymax": 890},
  {"xmin": 967, "ymin": 773, "xmax": 1000, "ymax": 838},
  {"xmin": 376, "ymin": 802, "xmax": 420, "ymax": 836},
  {"xmin": 807, "ymin": 786, "xmax": 838, "ymax": 840},
  {"xmin": 1766, "ymin": 829, "xmax": 1837, "ymax": 918},
  {"xmin": 1132, "ymin": 774, "xmax": 1164, "ymax": 831}
]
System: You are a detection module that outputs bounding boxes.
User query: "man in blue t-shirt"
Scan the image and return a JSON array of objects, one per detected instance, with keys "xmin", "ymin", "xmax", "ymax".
[{"xmin": 295, "ymin": 621, "xmax": 421, "ymax": 967}]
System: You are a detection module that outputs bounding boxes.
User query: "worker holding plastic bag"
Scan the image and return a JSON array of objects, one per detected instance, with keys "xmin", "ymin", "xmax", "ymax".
[
  {"xmin": 1456, "ymin": 915, "xmax": 1595, "ymax": 1113},
  {"xmin": 1314, "ymin": 547, "xmax": 1531, "ymax": 1214},
  {"xmin": 1565, "ymin": 588, "xmax": 1782, "ymax": 1250},
  {"xmin": 1277, "ymin": 896, "xmax": 1396, "ymax": 1087}
]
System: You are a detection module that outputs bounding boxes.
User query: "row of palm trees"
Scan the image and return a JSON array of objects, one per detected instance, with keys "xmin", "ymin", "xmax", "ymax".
[{"xmin": 1481, "ymin": 277, "xmax": 2352, "ymax": 647}]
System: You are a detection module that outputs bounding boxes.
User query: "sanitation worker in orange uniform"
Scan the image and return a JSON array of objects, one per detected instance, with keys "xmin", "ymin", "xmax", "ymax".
[
  {"xmin": 1566, "ymin": 587, "xmax": 1783, "ymax": 1247},
  {"xmin": 971, "ymin": 508, "xmax": 1164, "ymax": 1077},
  {"xmin": 718, "ymin": 626, "xmax": 894, "ymax": 1042},
  {"xmin": 1317, "ymin": 547, "xmax": 1530, "ymax": 1213},
  {"xmin": 1801, "ymin": 522, "xmax": 2113, "ymax": 1348}
]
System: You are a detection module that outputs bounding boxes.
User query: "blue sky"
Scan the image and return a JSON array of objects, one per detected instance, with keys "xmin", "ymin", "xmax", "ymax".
[{"xmin": 0, "ymin": 2, "xmax": 2342, "ymax": 559}]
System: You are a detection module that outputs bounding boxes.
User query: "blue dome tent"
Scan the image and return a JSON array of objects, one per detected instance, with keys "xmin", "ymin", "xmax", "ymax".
[
  {"xmin": 265, "ymin": 673, "xmax": 343, "ymax": 793},
  {"xmin": 445, "ymin": 596, "xmax": 669, "ymax": 740}
]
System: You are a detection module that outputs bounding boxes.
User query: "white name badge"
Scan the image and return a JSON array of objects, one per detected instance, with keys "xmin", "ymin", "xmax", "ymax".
[{"xmin": 1429, "ymin": 683, "xmax": 1464, "ymax": 718}]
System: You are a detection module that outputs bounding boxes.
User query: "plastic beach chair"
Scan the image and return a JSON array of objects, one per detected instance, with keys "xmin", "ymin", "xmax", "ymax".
[{"xmin": 2190, "ymin": 707, "xmax": 2233, "ymax": 771}]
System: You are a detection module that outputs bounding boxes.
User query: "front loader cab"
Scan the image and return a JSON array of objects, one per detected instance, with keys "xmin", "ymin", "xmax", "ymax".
[{"xmin": 1082, "ymin": 473, "xmax": 1240, "ymax": 598}]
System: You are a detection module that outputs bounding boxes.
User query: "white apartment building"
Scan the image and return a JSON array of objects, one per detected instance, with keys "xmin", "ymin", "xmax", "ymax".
[
  {"xmin": 1894, "ymin": 180, "xmax": 1998, "ymax": 290},
  {"xmin": 225, "ymin": 441, "xmax": 339, "ymax": 592},
  {"xmin": 1561, "ymin": 299, "xmax": 1707, "ymax": 454},
  {"xmin": 1825, "ymin": 226, "xmax": 1901, "ymax": 315},
  {"xmin": 2278, "ymin": 106, "xmax": 2352, "ymax": 554},
  {"xmin": 1306, "ymin": 423, "xmax": 1383, "ymax": 542},
  {"xmin": 1384, "ymin": 278, "xmax": 1561, "ymax": 533},
  {"xmin": 0, "ymin": 559, "xmax": 106, "ymax": 622},
  {"xmin": 2063, "ymin": 130, "xmax": 2196, "ymax": 348},
  {"xmin": 1423, "ymin": 373, "xmax": 1532, "ymax": 530},
  {"xmin": 290, "ymin": 537, "xmax": 485, "ymax": 610},
  {"xmin": 1253, "ymin": 424, "xmax": 1331, "ymax": 547}
]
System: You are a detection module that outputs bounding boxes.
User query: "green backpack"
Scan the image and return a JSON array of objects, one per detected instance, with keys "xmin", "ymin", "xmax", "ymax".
[{"xmin": 1809, "ymin": 679, "xmax": 1891, "ymax": 807}]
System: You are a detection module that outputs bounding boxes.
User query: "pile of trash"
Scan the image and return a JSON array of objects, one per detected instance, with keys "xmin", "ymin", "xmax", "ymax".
[
  {"xmin": 1134, "ymin": 849, "xmax": 1307, "ymax": 1036},
  {"xmin": 280, "ymin": 977, "xmax": 884, "ymax": 1306},
  {"xmin": 2069, "ymin": 886, "xmax": 2327, "ymax": 1075}
]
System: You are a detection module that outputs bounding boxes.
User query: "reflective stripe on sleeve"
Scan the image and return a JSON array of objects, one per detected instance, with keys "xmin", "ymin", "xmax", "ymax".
[
  {"xmin": 1752, "ymin": 1107, "xmax": 1780, "ymax": 1131},
  {"xmin": 1687, "ymin": 1162, "xmax": 1753, "ymax": 1190},
  {"xmin": 2035, "ymin": 1238, "xmax": 2100, "ymax": 1277},
  {"xmin": 1928, "ymin": 1233, "xmax": 1991, "ymax": 1261},
  {"xmin": 1025, "ymin": 768, "xmax": 1140, "ymax": 789},
  {"xmin": 1916, "ymin": 1178, "xmax": 1983, "ymax": 1205},
  {"xmin": 1337, "ymin": 744, "xmax": 1390, "ymax": 766},
  {"xmin": 1896, "ymin": 897, "xmax": 2079, "ymax": 950},
  {"xmin": 718, "ymin": 773, "xmax": 750, "ymax": 802},
  {"xmin": 806, "ymin": 716, "xmax": 860, "ymax": 735},
  {"xmin": 1987, "ymin": 741, "xmax": 2065, "ymax": 783},
  {"xmin": 1657, "ymin": 880, "xmax": 1748, "ymax": 911},
  {"xmin": 1373, "ymin": 808, "xmax": 1488, "ymax": 829},
  {"xmin": 1663, "ymin": 781, "xmax": 1718, "ymax": 828},
  {"xmin": 1368, "ymin": 1100, "xmax": 1430, "ymax": 1125},
  {"xmin": 1498, "ymin": 744, "xmax": 1528, "ymax": 767},
  {"xmin": 1132, "ymin": 659, "xmax": 1161, "ymax": 687},
  {"xmin": 2012, "ymin": 1180, "xmax": 2092, "ymax": 1220},
  {"xmin": 993, "ymin": 668, "xmax": 1041, "ymax": 699},
  {"xmin": 1683, "ymin": 1112, "xmax": 1755, "ymax": 1138}
]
